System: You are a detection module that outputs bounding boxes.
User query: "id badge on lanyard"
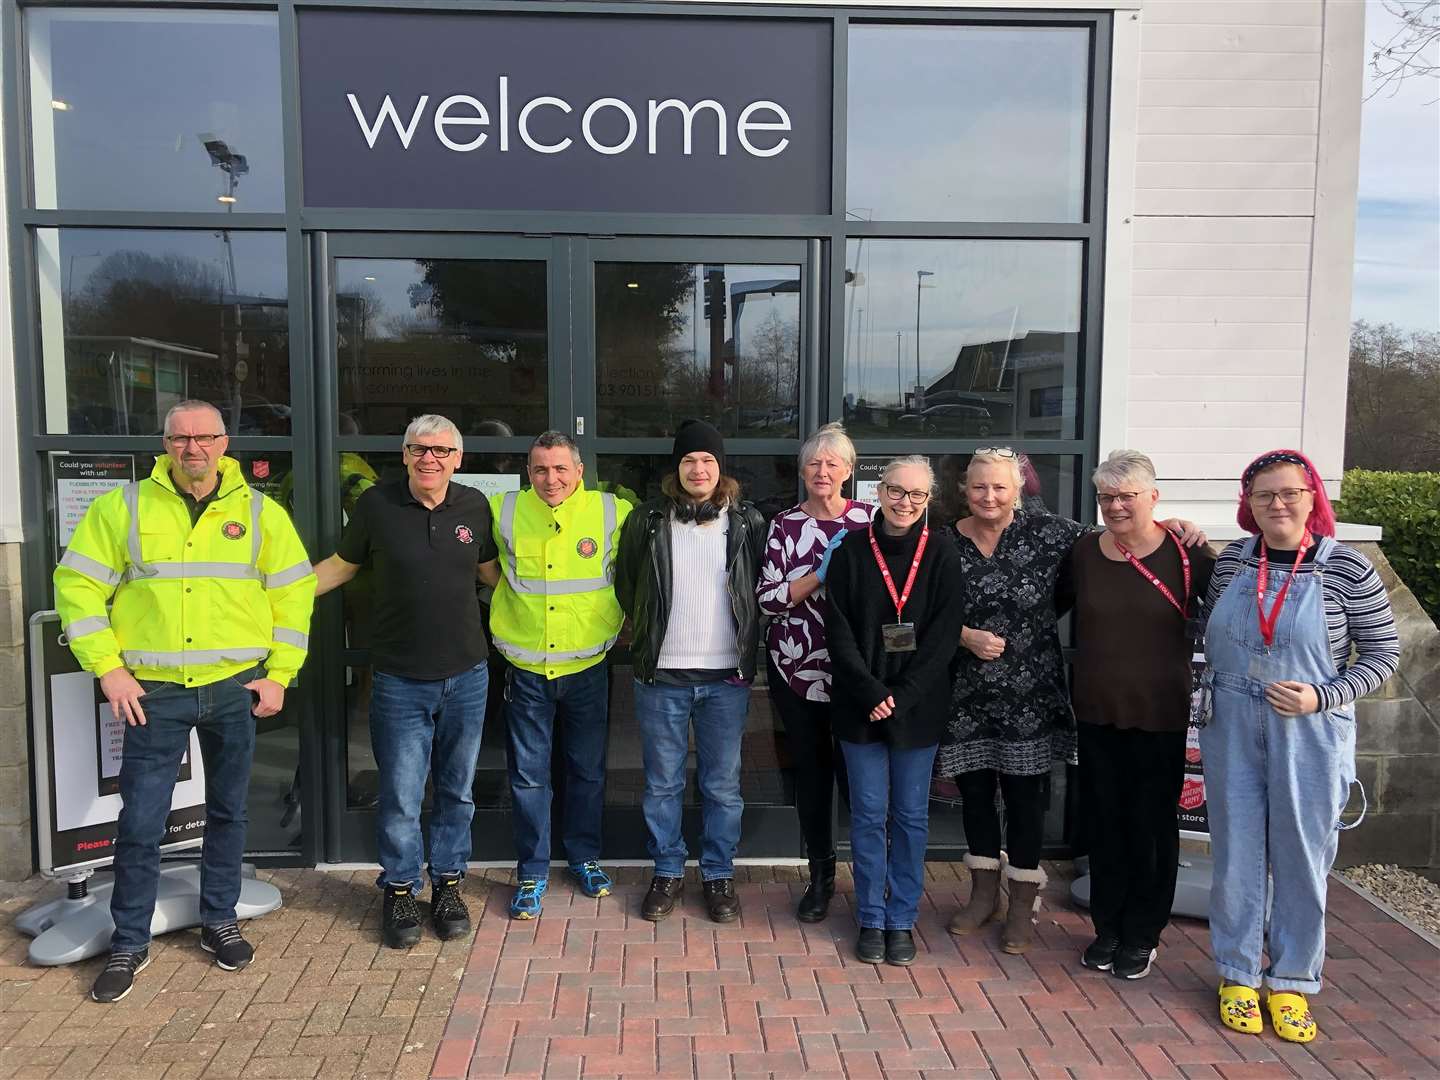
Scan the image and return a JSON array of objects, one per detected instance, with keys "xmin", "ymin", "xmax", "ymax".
[{"xmin": 869, "ymin": 525, "xmax": 929, "ymax": 653}]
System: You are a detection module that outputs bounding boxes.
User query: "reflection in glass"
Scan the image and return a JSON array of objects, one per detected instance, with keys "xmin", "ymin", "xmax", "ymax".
[
  {"xmin": 595, "ymin": 263, "xmax": 801, "ymax": 438},
  {"xmin": 338, "ymin": 453, "xmax": 524, "ymax": 811},
  {"xmin": 841, "ymin": 240, "xmax": 1083, "ymax": 441},
  {"xmin": 847, "ymin": 24, "xmax": 1089, "ymax": 222},
  {"xmin": 336, "ymin": 259, "xmax": 549, "ymax": 437},
  {"xmin": 38, "ymin": 229, "xmax": 291, "ymax": 436},
  {"xmin": 28, "ymin": 11, "xmax": 284, "ymax": 212}
]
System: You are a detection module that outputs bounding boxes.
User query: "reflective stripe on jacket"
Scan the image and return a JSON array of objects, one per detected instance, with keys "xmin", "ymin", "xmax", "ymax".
[
  {"xmin": 54, "ymin": 455, "xmax": 317, "ymax": 687},
  {"xmin": 488, "ymin": 481, "xmax": 631, "ymax": 679}
]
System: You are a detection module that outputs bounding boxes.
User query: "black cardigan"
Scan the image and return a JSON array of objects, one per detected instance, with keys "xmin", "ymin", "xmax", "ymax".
[{"xmin": 824, "ymin": 519, "xmax": 965, "ymax": 748}]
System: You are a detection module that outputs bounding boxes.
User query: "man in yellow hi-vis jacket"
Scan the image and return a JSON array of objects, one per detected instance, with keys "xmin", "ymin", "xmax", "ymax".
[
  {"xmin": 54, "ymin": 401, "xmax": 315, "ymax": 1004},
  {"xmin": 482, "ymin": 431, "xmax": 630, "ymax": 920}
]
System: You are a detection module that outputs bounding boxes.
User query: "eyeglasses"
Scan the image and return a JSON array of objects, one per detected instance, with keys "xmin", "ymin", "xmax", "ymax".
[
  {"xmin": 405, "ymin": 443, "xmax": 458, "ymax": 460},
  {"xmin": 974, "ymin": 446, "xmax": 1018, "ymax": 459},
  {"xmin": 1247, "ymin": 487, "xmax": 1311, "ymax": 507},
  {"xmin": 881, "ymin": 484, "xmax": 931, "ymax": 505},
  {"xmin": 165, "ymin": 434, "xmax": 224, "ymax": 448},
  {"xmin": 1097, "ymin": 492, "xmax": 1141, "ymax": 507}
]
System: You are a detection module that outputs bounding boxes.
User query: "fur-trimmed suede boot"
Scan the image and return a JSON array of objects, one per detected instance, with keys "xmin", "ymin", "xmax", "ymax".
[
  {"xmin": 948, "ymin": 853, "xmax": 1006, "ymax": 935},
  {"xmin": 1000, "ymin": 864, "xmax": 1047, "ymax": 955}
]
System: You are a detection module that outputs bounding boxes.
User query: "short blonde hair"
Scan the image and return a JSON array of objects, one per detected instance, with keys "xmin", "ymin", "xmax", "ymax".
[
  {"xmin": 966, "ymin": 450, "xmax": 1023, "ymax": 490},
  {"xmin": 1093, "ymin": 449, "xmax": 1156, "ymax": 492},
  {"xmin": 799, "ymin": 422, "xmax": 857, "ymax": 473},
  {"xmin": 881, "ymin": 454, "xmax": 935, "ymax": 492}
]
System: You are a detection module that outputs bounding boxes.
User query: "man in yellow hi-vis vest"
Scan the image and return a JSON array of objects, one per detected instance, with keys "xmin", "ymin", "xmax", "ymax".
[
  {"xmin": 54, "ymin": 401, "xmax": 316, "ymax": 1004},
  {"xmin": 481, "ymin": 431, "xmax": 631, "ymax": 920}
]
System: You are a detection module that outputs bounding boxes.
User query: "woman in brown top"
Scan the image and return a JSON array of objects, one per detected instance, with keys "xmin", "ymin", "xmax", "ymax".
[{"xmin": 1061, "ymin": 450, "xmax": 1214, "ymax": 981}]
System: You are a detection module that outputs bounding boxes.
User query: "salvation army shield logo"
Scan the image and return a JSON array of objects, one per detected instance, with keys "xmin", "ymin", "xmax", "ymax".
[
  {"xmin": 251, "ymin": 460, "xmax": 271, "ymax": 480},
  {"xmin": 222, "ymin": 520, "xmax": 247, "ymax": 540},
  {"xmin": 1178, "ymin": 776, "xmax": 1206, "ymax": 811},
  {"xmin": 454, "ymin": 524, "xmax": 475, "ymax": 544},
  {"xmin": 576, "ymin": 537, "xmax": 599, "ymax": 559}
]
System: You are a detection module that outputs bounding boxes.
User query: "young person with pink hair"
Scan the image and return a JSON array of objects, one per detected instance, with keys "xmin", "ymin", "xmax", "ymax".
[{"xmin": 1202, "ymin": 450, "xmax": 1399, "ymax": 1044}]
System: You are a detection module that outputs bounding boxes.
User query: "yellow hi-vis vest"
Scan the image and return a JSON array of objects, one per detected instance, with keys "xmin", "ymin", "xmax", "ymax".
[
  {"xmin": 488, "ymin": 481, "xmax": 631, "ymax": 679},
  {"xmin": 54, "ymin": 455, "xmax": 317, "ymax": 688}
]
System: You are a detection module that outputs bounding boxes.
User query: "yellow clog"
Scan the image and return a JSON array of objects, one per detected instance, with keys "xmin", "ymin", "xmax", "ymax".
[
  {"xmin": 1218, "ymin": 982, "xmax": 1263, "ymax": 1035},
  {"xmin": 1267, "ymin": 992, "xmax": 1317, "ymax": 1043}
]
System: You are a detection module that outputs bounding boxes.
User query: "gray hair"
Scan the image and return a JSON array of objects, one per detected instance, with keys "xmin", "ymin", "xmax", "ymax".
[
  {"xmin": 882, "ymin": 454, "xmax": 935, "ymax": 492},
  {"xmin": 1093, "ymin": 449, "xmax": 1157, "ymax": 492},
  {"xmin": 531, "ymin": 430, "xmax": 582, "ymax": 466},
  {"xmin": 402, "ymin": 414, "xmax": 463, "ymax": 454},
  {"xmin": 966, "ymin": 449, "xmax": 1023, "ymax": 490},
  {"xmin": 798, "ymin": 422, "xmax": 857, "ymax": 472},
  {"xmin": 163, "ymin": 400, "xmax": 225, "ymax": 436}
]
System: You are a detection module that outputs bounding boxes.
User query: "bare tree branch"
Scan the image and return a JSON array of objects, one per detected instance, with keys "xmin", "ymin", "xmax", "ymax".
[{"xmin": 1368, "ymin": 0, "xmax": 1440, "ymax": 102}]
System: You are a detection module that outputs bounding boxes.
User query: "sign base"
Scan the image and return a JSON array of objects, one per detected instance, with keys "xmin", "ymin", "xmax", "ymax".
[
  {"xmin": 15, "ymin": 864, "xmax": 283, "ymax": 966},
  {"xmin": 1070, "ymin": 854, "xmax": 1218, "ymax": 922}
]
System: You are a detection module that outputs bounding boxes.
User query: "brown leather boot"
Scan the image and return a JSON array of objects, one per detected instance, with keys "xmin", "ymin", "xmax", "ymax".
[
  {"xmin": 948, "ymin": 853, "xmax": 1005, "ymax": 935},
  {"xmin": 1000, "ymin": 865, "xmax": 1046, "ymax": 955}
]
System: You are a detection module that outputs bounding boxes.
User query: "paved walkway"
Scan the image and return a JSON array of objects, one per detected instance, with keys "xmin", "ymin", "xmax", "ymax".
[{"xmin": 1, "ymin": 864, "xmax": 1437, "ymax": 1079}]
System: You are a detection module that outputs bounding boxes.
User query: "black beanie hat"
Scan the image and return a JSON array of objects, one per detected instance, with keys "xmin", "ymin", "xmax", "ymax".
[{"xmin": 671, "ymin": 418, "xmax": 726, "ymax": 473}]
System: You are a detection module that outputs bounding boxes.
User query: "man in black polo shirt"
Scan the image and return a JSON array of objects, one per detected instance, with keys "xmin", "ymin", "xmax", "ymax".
[{"xmin": 314, "ymin": 414, "xmax": 499, "ymax": 948}]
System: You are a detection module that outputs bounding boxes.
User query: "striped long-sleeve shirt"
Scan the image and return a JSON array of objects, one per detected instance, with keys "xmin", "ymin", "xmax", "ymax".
[{"xmin": 1206, "ymin": 538, "xmax": 1401, "ymax": 711}]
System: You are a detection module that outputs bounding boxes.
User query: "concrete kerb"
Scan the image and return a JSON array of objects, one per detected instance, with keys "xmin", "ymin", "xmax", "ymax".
[{"xmin": 1330, "ymin": 867, "xmax": 1440, "ymax": 951}]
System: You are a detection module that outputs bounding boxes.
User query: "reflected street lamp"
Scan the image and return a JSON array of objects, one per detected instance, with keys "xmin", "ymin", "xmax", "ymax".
[{"xmin": 915, "ymin": 270, "xmax": 935, "ymax": 408}]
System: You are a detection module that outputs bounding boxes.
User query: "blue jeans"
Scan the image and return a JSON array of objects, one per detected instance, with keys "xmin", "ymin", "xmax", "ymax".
[
  {"xmin": 111, "ymin": 669, "xmax": 258, "ymax": 952},
  {"xmin": 840, "ymin": 740, "xmax": 938, "ymax": 931},
  {"xmin": 634, "ymin": 679, "xmax": 750, "ymax": 880},
  {"xmin": 370, "ymin": 663, "xmax": 488, "ymax": 889},
  {"xmin": 505, "ymin": 662, "xmax": 610, "ymax": 879}
]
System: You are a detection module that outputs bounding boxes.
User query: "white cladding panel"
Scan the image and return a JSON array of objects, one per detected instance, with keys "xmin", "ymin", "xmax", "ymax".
[{"xmin": 1115, "ymin": 0, "xmax": 1361, "ymax": 512}]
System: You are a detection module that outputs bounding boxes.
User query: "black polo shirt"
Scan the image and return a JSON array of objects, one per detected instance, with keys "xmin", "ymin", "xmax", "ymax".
[{"xmin": 338, "ymin": 479, "xmax": 498, "ymax": 679}]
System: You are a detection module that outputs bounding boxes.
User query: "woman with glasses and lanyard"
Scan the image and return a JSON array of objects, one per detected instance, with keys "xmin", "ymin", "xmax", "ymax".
[
  {"xmin": 1203, "ymin": 450, "xmax": 1398, "ymax": 1043},
  {"xmin": 939, "ymin": 447, "xmax": 1206, "ymax": 955},
  {"xmin": 1059, "ymin": 450, "xmax": 1215, "ymax": 981},
  {"xmin": 825, "ymin": 456, "xmax": 963, "ymax": 966}
]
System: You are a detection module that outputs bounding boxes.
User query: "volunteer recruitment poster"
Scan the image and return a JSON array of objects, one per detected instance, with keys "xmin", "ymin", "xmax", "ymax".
[{"xmin": 35, "ymin": 452, "xmax": 208, "ymax": 875}]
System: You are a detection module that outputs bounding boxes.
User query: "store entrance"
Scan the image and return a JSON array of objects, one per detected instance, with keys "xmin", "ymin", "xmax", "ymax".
[{"xmin": 315, "ymin": 232, "xmax": 821, "ymax": 866}]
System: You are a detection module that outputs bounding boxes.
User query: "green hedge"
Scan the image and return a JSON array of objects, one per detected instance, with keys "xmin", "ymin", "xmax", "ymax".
[{"xmin": 1333, "ymin": 470, "xmax": 1440, "ymax": 622}]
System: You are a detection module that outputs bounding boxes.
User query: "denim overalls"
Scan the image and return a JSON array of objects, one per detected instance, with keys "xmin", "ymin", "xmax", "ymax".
[{"xmin": 1200, "ymin": 535, "xmax": 1362, "ymax": 994}]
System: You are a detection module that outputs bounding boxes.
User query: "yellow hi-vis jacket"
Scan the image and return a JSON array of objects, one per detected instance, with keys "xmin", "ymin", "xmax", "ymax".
[
  {"xmin": 488, "ymin": 481, "xmax": 631, "ymax": 679},
  {"xmin": 54, "ymin": 455, "xmax": 317, "ymax": 688}
]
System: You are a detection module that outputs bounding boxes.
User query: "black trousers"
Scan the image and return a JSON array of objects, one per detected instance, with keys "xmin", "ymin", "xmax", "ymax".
[
  {"xmin": 955, "ymin": 769, "xmax": 1048, "ymax": 870},
  {"xmin": 1078, "ymin": 722, "xmax": 1187, "ymax": 950},
  {"xmin": 766, "ymin": 655, "xmax": 848, "ymax": 859}
]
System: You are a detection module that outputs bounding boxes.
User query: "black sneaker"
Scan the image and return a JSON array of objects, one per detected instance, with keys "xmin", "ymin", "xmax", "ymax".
[
  {"xmin": 885, "ymin": 929, "xmax": 917, "ymax": 966},
  {"xmin": 91, "ymin": 949, "xmax": 150, "ymax": 1003},
  {"xmin": 1111, "ymin": 944, "xmax": 1158, "ymax": 980},
  {"xmin": 382, "ymin": 882, "xmax": 423, "ymax": 949},
  {"xmin": 200, "ymin": 922, "xmax": 255, "ymax": 971},
  {"xmin": 1081, "ymin": 933, "xmax": 1121, "ymax": 972},
  {"xmin": 641, "ymin": 875, "xmax": 683, "ymax": 921},
  {"xmin": 855, "ymin": 928, "xmax": 885, "ymax": 964},
  {"xmin": 430, "ymin": 875, "xmax": 472, "ymax": 940}
]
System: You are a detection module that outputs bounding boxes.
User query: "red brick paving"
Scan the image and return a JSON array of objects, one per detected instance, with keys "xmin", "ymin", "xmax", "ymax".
[{"xmin": 436, "ymin": 864, "xmax": 1440, "ymax": 1080}]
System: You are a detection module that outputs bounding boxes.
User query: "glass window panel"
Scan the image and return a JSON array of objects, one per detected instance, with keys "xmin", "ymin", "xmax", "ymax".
[
  {"xmin": 28, "ymin": 11, "xmax": 284, "ymax": 212},
  {"xmin": 38, "ymin": 229, "xmax": 290, "ymax": 435},
  {"xmin": 595, "ymin": 263, "xmax": 801, "ymax": 438},
  {"xmin": 336, "ymin": 452, "xmax": 520, "ymax": 810},
  {"xmin": 841, "ymin": 240, "xmax": 1083, "ymax": 441},
  {"xmin": 846, "ymin": 24, "xmax": 1089, "ymax": 222},
  {"xmin": 336, "ymin": 258, "xmax": 549, "ymax": 437}
]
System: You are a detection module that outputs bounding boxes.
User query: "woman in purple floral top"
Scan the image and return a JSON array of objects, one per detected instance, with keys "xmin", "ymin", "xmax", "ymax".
[{"xmin": 757, "ymin": 423, "xmax": 872, "ymax": 922}]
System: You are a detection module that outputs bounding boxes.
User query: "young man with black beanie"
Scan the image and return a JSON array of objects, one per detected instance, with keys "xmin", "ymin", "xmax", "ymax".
[{"xmin": 615, "ymin": 419, "xmax": 766, "ymax": 922}]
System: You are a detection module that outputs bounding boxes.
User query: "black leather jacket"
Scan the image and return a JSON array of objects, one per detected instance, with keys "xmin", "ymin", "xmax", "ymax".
[{"xmin": 615, "ymin": 498, "xmax": 766, "ymax": 683}]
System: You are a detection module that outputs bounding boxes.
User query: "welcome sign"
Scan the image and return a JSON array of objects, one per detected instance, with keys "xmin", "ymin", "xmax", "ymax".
[{"xmin": 297, "ymin": 11, "xmax": 832, "ymax": 214}]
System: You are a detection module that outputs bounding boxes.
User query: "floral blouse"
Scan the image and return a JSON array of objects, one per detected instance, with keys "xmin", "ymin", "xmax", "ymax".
[{"xmin": 758, "ymin": 500, "xmax": 874, "ymax": 701}]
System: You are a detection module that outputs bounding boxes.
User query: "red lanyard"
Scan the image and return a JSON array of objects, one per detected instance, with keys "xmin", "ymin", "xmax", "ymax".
[
  {"xmin": 1113, "ymin": 531, "xmax": 1191, "ymax": 617},
  {"xmin": 1256, "ymin": 534, "xmax": 1311, "ymax": 647},
  {"xmin": 868, "ymin": 524, "xmax": 929, "ymax": 621}
]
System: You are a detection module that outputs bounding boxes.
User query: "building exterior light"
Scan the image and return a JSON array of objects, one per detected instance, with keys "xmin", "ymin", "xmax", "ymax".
[
  {"xmin": 217, "ymin": 194, "xmax": 238, "ymax": 204},
  {"xmin": 50, "ymin": 100, "xmax": 70, "ymax": 111}
]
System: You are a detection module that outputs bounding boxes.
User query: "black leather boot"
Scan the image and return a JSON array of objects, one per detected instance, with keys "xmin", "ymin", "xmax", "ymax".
[{"xmin": 797, "ymin": 854, "xmax": 837, "ymax": 923}]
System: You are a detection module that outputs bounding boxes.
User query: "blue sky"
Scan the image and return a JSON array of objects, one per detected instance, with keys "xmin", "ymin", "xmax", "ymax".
[{"xmin": 1352, "ymin": 1, "xmax": 1440, "ymax": 333}]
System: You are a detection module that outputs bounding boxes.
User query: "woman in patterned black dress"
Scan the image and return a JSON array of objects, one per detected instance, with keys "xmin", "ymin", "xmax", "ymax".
[{"xmin": 939, "ymin": 449, "xmax": 1204, "ymax": 954}]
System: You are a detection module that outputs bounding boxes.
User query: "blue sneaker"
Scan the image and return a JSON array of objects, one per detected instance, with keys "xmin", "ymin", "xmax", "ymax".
[
  {"xmin": 509, "ymin": 878, "xmax": 547, "ymax": 920},
  {"xmin": 570, "ymin": 861, "xmax": 613, "ymax": 898}
]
